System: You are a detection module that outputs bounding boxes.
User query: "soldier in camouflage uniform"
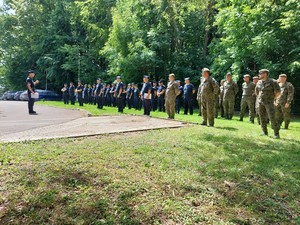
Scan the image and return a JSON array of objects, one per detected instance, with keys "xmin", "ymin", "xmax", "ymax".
[
  {"xmin": 239, "ymin": 74, "xmax": 255, "ymax": 123},
  {"xmin": 253, "ymin": 76, "xmax": 260, "ymax": 124},
  {"xmin": 165, "ymin": 73, "xmax": 180, "ymax": 119},
  {"xmin": 197, "ymin": 68, "xmax": 219, "ymax": 127},
  {"xmin": 219, "ymin": 79, "xmax": 225, "ymax": 118},
  {"xmin": 255, "ymin": 69, "xmax": 281, "ymax": 138},
  {"xmin": 223, "ymin": 73, "xmax": 238, "ymax": 120},
  {"xmin": 274, "ymin": 74, "xmax": 295, "ymax": 129},
  {"xmin": 214, "ymin": 81, "xmax": 220, "ymax": 118}
]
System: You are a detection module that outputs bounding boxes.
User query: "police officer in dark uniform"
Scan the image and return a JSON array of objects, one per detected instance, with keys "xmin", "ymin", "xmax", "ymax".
[
  {"xmin": 183, "ymin": 77, "xmax": 195, "ymax": 115},
  {"xmin": 83, "ymin": 84, "xmax": 89, "ymax": 104},
  {"xmin": 69, "ymin": 82, "xmax": 75, "ymax": 105},
  {"xmin": 76, "ymin": 80, "xmax": 84, "ymax": 106},
  {"xmin": 61, "ymin": 83, "xmax": 69, "ymax": 104},
  {"xmin": 141, "ymin": 75, "xmax": 152, "ymax": 116},
  {"xmin": 126, "ymin": 83, "xmax": 133, "ymax": 109},
  {"xmin": 110, "ymin": 83, "xmax": 117, "ymax": 107},
  {"xmin": 115, "ymin": 76, "xmax": 125, "ymax": 113},
  {"xmin": 151, "ymin": 81, "xmax": 158, "ymax": 111},
  {"xmin": 26, "ymin": 70, "xmax": 39, "ymax": 114},
  {"xmin": 133, "ymin": 83, "xmax": 140, "ymax": 110},
  {"xmin": 157, "ymin": 80, "xmax": 166, "ymax": 112},
  {"xmin": 92, "ymin": 84, "xmax": 96, "ymax": 105},
  {"xmin": 176, "ymin": 80, "xmax": 183, "ymax": 114},
  {"xmin": 95, "ymin": 78, "xmax": 103, "ymax": 109},
  {"xmin": 105, "ymin": 84, "xmax": 112, "ymax": 107}
]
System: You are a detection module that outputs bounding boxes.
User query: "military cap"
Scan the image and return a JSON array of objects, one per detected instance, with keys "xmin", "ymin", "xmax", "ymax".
[
  {"xmin": 184, "ymin": 77, "xmax": 190, "ymax": 81},
  {"xmin": 253, "ymin": 76, "xmax": 259, "ymax": 79},
  {"xmin": 116, "ymin": 76, "xmax": 121, "ymax": 79},
  {"xmin": 226, "ymin": 73, "xmax": 232, "ymax": 76},
  {"xmin": 259, "ymin": 69, "xmax": 269, "ymax": 74},
  {"xmin": 202, "ymin": 68, "xmax": 210, "ymax": 72},
  {"xmin": 143, "ymin": 75, "xmax": 150, "ymax": 79},
  {"xmin": 176, "ymin": 80, "xmax": 181, "ymax": 83},
  {"xmin": 279, "ymin": 74, "xmax": 287, "ymax": 78},
  {"xmin": 169, "ymin": 73, "xmax": 175, "ymax": 77},
  {"xmin": 28, "ymin": 70, "xmax": 35, "ymax": 74},
  {"xmin": 78, "ymin": 80, "xmax": 82, "ymax": 83},
  {"xmin": 159, "ymin": 79, "xmax": 164, "ymax": 83},
  {"xmin": 244, "ymin": 74, "xmax": 251, "ymax": 78},
  {"xmin": 97, "ymin": 78, "xmax": 101, "ymax": 81}
]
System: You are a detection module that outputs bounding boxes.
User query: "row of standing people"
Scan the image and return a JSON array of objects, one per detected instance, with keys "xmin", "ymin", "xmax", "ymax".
[{"xmin": 61, "ymin": 68, "xmax": 294, "ymax": 139}]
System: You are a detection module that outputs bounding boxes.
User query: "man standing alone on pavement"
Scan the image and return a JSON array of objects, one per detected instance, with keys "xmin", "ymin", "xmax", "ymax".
[{"xmin": 26, "ymin": 70, "xmax": 39, "ymax": 115}]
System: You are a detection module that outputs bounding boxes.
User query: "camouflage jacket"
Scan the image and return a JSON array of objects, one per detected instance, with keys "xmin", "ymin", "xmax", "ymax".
[
  {"xmin": 197, "ymin": 77, "xmax": 219, "ymax": 100},
  {"xmin": 165, "ymin": 81, "xmax": 180, "ymax": 100},
  {"xmin": 223, "ymin": 81, "xmax": 238, "ymax": 100},
  {"xmin": 242, "ymin": 82, "xmax": 255, "ymax": 96},
  {"xmin": 275, "ymin": 82, "xmax": 295, "ymax": 106},
  {"xmin": 255, "ymin": 78, "xmax": 280, "ymax": 104}
]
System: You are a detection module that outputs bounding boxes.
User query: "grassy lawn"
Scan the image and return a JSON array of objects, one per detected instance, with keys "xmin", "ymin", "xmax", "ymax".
[{"xmin": 0, "ymin": 101, "xmax": 299, "ymax": 224}]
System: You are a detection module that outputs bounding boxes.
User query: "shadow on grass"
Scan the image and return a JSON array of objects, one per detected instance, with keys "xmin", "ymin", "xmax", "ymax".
[{"xmin": 194, "ymin": 133, "xmax": 300, "ymax": 224}]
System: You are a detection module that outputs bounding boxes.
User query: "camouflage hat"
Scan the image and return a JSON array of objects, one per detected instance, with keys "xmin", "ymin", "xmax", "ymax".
[
  {"xmin": 259, "ymin": 69, "xmax": 269, "ymax": 74},
  {"xmin": 169, "ymin": 73, "xmax": 175, "ymax": 77},
  {"xmin": 202, "ymin": 68, "xmax": 210, "ymax": 73},
  {"xmin": 279, "ymin": 74, "xmax": 287, "ymax": 78},
  {"xmin": 184, "ymin": 77, "xmax": 190, "ymax": 81},
  {"xmin": 116, "ymin": 76, "xmax": 121, "ymax": 79},
  {"xmin": 159, "ymin": 79, "xmax": 164, "ymax": 83},
  {"xmin": 253, "ymin": 76, "xmax": 259, "ymax": 79},
  {"xmin": 243, "ymin": 74, "xmax": 251, "ymax": 78}
]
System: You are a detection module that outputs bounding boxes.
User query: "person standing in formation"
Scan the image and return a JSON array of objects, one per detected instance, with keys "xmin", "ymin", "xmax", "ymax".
[
  {"xmin": 165, "ymin": 74, "xmax": 180, "ymax": 119},
  {"xmin": 76, "ymin": 80, "xmax": 84, "ymax": 107},
  {"xmin": 141, "ymin": 75, "xmax": 152, "ymax": 116},
  {"xmin": 255, "ymin": 69, "xmax": 281, "ymax": 138},
  {"xmin": 69, "ymin": 82, "xmax": 75, "ymax": 105},
  {"xmin": 239, "ymin": 74, "xmax": 255, "ymax": 123},
  {"xmin": 198, "ymin": 68, "xmax": 219, "ymax": 127},
  {"xmin": 157, "ymin": 80, "xmax": 166, "ymax": 112},
  {"xmin": 115, "ymin": 76, "xmax": 125, "ymax": 113},
  {"xmin": 183, "ymin": 77, "xmax": 195, "ymax": 115},
  {"xmin": 274, "ymin": 74, "xmax": 294, "ymax": 129},
  {"xmin": 61, "ymin": 83, "xmax": 69, "ymax": 105},
  {"xmin": 223, "ymin": 73, "xmax": 238, "ymax": 120}
]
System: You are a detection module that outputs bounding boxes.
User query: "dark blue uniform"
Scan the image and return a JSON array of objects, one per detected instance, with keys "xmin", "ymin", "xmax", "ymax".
[
  {"xmin": 116, "ymin": 82, "xmax": 124, "ymax": 112},
  {"xmin": 126, "ymin": 87, "xmax": 133, "ymax": 109},
  {"xmin": 77, "ymin": 84, "xmax": 84, "ymax": 106},
  {"xmin": 184, "ymin": 83, "xmax": 195, "ymax": 115},
  {"xmin": 26, "ymin": 77, "xmax": 35, "ymax": 113},
  {"xmin": 69, "ymin": 85, "xmax": 75, "ymax": 105},
  {"xmin": 83, "ymin": 86, "xmax": 89, "ymax": 103},
  {"xmin": 151, "ymin": 86, "xmax": 158, "ymax": 111},
  {"xmin": 110, "ymin": 86, "xmax": 116, "ymax": 107},
  {"xmin": 133, "ymin": 88, "xmax": 140, "ymax": 110},
  {"xmin": 142, "ymin": 82, "xmax": 152, "ymax": 115},
  {"xmin": 95, "ymin": 83, "xmax": 103, "ymax": 109},
  {"xmin": 176, "ymin": 85, "xmax": 184, "ymax": 114},
  {"xmin": 157, "ymin": 85, "xmax": 166, "ymax": 112}
]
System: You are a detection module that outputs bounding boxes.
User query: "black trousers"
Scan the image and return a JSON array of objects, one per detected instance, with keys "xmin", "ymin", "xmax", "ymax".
[
  {"xmin": 70, "ymin": 95, "xmax": 75, "ymax": 105},
  {"xmin": 117, "ymin": 96, "xmax": 124, "ymax": 112},
  {"xmin": 176, "ymin": 98, "xmax": 182, "ymax": 114},
  {"xmin": 143, "ymin": 99, "xmax": 151, "ymax": 115},
  {"xmin": 97, "ymin": 96, "xmax": 103, "ymax": 109},
  {"xmin": 78, "ymin": 95, "xmax": 83, "ymax": 106},
  {"xmin": 158, "ymin": 97, "xmax": 165, "ymax": 112},
  {"xmin": 63, "ymin": 95, "xmax": 69, "ymax": 104},
  {"xmin": 28, "ymin": 93, "xmax": 35, "ymax": 113},
  {"xmin": 184, "ymin": 98, "xmax": 193, "ymax": 115}
]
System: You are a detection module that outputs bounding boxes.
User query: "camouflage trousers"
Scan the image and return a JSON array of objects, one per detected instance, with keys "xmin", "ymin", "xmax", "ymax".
[
  {"xmin": 197, "ymin": 98, "xmax": 202, "ymax": 116},
  {"xmin": 201, "ymin": 96, "xmax": 215, "ymax": 126},
  {"xmin": 223, "ymin": 98, "xmax": 235, "ymax": 119},
  {"xmin": 240, "ymin": 96, "xmax": 255, "ymax": 121},
  {"xmin": 258, "ymin": 102, "xmax": 280, "ymax": 135},
  {"xmin": 219, "ymin": 99, "xmax": 224, "ymax": 117},
  {"xmin": 215, "ymin": 96, "xmax": 219, "ymax": 118},
  {"xmin": 165, "ymin": 98, "xmax": 176, "ymax": 119},
  {"xmin": 275, "ymin": 104, "xmax": 291, "ymax": 129}
]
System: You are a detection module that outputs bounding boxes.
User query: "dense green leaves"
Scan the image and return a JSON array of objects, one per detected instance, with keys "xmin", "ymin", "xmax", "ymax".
[{"xmin": 0, "ymin": 0, "xmax": 299, "ymax": 110}]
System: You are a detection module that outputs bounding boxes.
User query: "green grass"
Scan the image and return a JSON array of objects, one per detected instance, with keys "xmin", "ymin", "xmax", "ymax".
[{"xmin": 0, "ymin": 101, "xmax": 299, "ymax": 224}]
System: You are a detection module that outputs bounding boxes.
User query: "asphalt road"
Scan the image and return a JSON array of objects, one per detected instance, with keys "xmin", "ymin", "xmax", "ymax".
[{"xmin": 0, "ymin": 101, "xmax": 86, "ymax": 136}]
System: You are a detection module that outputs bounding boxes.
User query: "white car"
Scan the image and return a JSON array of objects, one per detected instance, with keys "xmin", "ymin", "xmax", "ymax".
[{"xmin": 19, "ymin": 91, "xmax": 29, "ymax": 101}]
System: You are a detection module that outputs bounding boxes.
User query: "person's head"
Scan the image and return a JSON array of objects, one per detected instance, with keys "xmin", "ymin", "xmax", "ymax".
[
  {"xmin": 107, "ymin": 84, "xmax": 111, "ymax": 88},
  {"xmin": 143, "ymin": 75, "xmax": 149, "ymax": 83},
  {"xmin": 112, "ymin": 83, "xmax": 116, "ymax": 87},
  {"xmin": 28, "ymin": 70, "xmax": 35, "ymax": 78},
  {"xmin": 243, "ymin": 74, "xmax": 250, "ymax": 83},
  {"xmin": 159, "ymin": 79, "xmax": 164, "ymax": 86},
  {"xmin": 70, "ymin": 82, "xmax": 73, "ymax": 86},
  {"xmin": 220, "ymin": 79, "xmax": 225, "ymax": 86},
  {"xmin": 153, "ymin": 81, "xmax": 157, "ymax": 87},
  {"xmin": 278, "ymin": 74, "xmax": 287, "ymax": 83},
  {"xmin": 97, "ymin": 78, "xmax": 101, "ymax": 84},
  {"xmin": 184, "ymin": 77, "xmax": 190, "ymax": 84},
  {"xmin": 103, "ymin": 84, "xmax": 106, "ymax": 88},
  {"xmin": 253, "ymin": 76, "xmax": 259, "ymax": 85},
  {"xmin": 169, "ymin": 73, "xmax": 175, "ymax": 82},
  {"xmin": 93, "ymin": 84, "xmax": 96, "ymax": 87},
  {"xmin": 259, "ymin": 69, "xmax": 269, "ymax": 80},
  {"xmin": 226, "ymin": 73, "xmax": 232, "ymax": 82},
  {"xmin": 64, "ymin": 83, "xmax": 67, "ymax": 87},
  {"xmin": 127, "ymin": 83, "xmax": 131, "ymax": 88},
  {"xmin": 176, "ymin": 80, "xmax": 181, "ymax": 85},
  {"xmin": 116, "ymin": 76, "xmax": 121, "ymax": 82},
  {"xmin": 84, "ymin": 84, "xmax": 87, "ymax": 87},
  {"xmin": 78, "ymin": 80, "xmax": 81, "ymax": 85},
  {"xmin": 202, "ymin": 68, "xmax": 210, "ymax": 79},
  {"xmin": 88, "ymin": 84, "xmax": 91, "ymax": 88}
]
